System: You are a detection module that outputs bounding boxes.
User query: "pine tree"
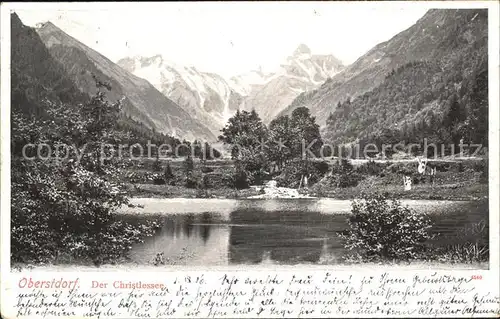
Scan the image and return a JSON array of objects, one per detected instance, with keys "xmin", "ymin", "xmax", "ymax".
[{"xmin": 164, "ymin": 161, "xmax": 174, "ymax": 181}]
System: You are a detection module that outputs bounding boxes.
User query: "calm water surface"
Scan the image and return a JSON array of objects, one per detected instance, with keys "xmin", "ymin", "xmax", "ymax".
[{"xmin": 118, "ymin": 198, "xmax": 488, "ymax": 266}]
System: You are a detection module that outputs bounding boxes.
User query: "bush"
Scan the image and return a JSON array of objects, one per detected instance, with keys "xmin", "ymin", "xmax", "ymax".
[
  {"xmin": 324, "ymin": 159, "xmax": 365, "ymax": 188},
  {"xmin": 313, "ymin": 160, "xmax": 330, "ymax": 175},
  {"xmin": 332, "ymin": 158, "xmax": 353, "ymax": 174},
  {"xmin": 152, "ymin": 158, "xmax": 162, "ymax": 172},
  {"xmin": 185, "ymin": 172, "xmax": 200, "ymax": 189},
  {"xmin": 331, "ymin": 172, "xmax": 365, "ymax": 188},
  {"xmin": 201, "ymin": 166, "xmax": 214, "ymax": 173},
  {"xmin": 434, "ymin": 162, "xmax": 451, "ymax": 172},
  {"xmin": 340, "ymin": 194, "xmax": 434, "ymax": 262},
  {"xmin": 388, "ymin": 162, "xmax": 414, "ymax": 175},
  {"xmin": 480, "ymin": 160, "xmax": 488, "ymax": 182},
  {"xmin": 164, "ymin": 162, "xmax": 174, "ymax": 180},
  {"xmin": 412, "ymin": 174, "xmax": 427, "ymax": 185},
  {"xmin": 472, "ymin": 160, "xmax": 488, "ymax": 182},
  {"xmin": 356, "ymin": 160, "xmax": 385, "ymax": 176},
  {"xmin": 233, "ymin": 162, "xmax": 250, "ymax": 189},
  {"xmin": 152, "ymin": 174, "xmax": 166, "ymax": 185},
  {"xmin": 275, "ymin": 159, "xmax": 328, "ymax": 188}
]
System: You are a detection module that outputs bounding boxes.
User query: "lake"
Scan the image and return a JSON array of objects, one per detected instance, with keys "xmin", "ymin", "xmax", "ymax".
[{"xmin": 118, "ymin": 198, "xmax": 489, "ymax": 267}]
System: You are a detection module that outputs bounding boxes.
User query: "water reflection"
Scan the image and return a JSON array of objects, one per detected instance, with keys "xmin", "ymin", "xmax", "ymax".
[
  {"xmin": 119, "ymin": 199, "xmax": 488, "ymax": 266},
  {"xmin": 227, "ymin": 208, "xmax": 346, "ymax": 265}
]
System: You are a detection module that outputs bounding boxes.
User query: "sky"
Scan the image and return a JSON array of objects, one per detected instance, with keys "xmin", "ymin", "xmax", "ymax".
[{"xmin": 14, "ymin": 2, "xmax": 430, "ymax": 78}]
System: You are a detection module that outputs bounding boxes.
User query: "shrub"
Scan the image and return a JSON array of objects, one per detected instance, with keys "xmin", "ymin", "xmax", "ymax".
[
  {"xmin": 332, "ymin": 158, "xmax": 353, "ymax": 174},
  {"xmin": 233, "ymin": 161, "xmax": 250, "ymax": 189},
  {"xmin": 221, "ymin": 171, "xmax": 236, "ymax": 188},
  {"xmin": 201, "ymin": 166, "xmax": 214, "ymax": 173},
  {"xmin": 325, "ymin": 159, "xmax": 365, "ymax": 188},
  {"xmin": 472, "ymin": 159, "xmax": 488, "ymax": 182},
  {"xmin": 356, "ymin": 160, "xmax": 385, "ymax": 176},
  {"xmin": 340, "ymin": 194, "xmax": 434, "ymax": 262},
  {"xmin": 276, "ymin": 159, "xmax": 329, "ymax": 188},
  {"xmin": 152, "ymin": 158, "xmax": 162, "ymax": 172},
  {"xmin": 388, "ymin": 162, "xmax": 414, "ymax": 175},
  {"xmin": 164, "ymin": 162, "xmax": 174, "ymax": 180},
  {"xmin": 434, "ymin": 162, "xmax": 451, "ymax": 172},
  {"xmin": 185, "ymin": 172, "xmax": 200, "ymax": 189},
  {"xmin": 313, "ymin": 160, "xmax": 330, "ymax": 175},
  {"xmin": 332, "ymin": 172, "xmax": 365, "ymax": 188},
  {"xmin": 183, "ymin": 155, "xmax": 194, "ymax": 174},
  {"xmin": 412, "ymin": 174, "xmax": 427, "ymax": 185},
  {"xmin": 480, "ymin": 160, "xmax": 488, "ymax": 182},
  {"xmin": 152, "ymin": 174, "xmax": 166, "ymax": 185},
  {"xmin": 201, "ymin": 174, "xmax": 211, "ymax": 189},
  {"xmin": 472, "ymin": 161, "xmax": 484, "ymax": 172}
]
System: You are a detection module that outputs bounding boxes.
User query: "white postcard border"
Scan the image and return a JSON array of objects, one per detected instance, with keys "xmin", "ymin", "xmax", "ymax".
[{"xmin": 1, "ymin": 1, "xmax": 499, "ymax": 318}]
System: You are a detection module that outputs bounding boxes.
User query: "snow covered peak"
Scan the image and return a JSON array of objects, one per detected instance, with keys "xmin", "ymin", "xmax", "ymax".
[
  {"xmin": 228, "ymin": 68, "xmax": 278, "ymax": 96},
  {"xmin": 117, "ymin": 54, "xmax": 243, "ymax": 136},
  {"xmin": 293, "ymin": 43, "xmax": 312, "ymax": 56}
]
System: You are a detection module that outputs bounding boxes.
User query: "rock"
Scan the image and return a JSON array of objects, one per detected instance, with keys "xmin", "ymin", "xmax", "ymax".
[{"xmin": 247, "ymin": 180, "xmax": 315, "ymax": 199}]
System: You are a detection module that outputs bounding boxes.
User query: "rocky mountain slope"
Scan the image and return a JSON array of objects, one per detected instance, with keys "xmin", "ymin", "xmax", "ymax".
[
  {"xmin": 35, "ymin": 21, "xmax": 215, "ymax": 141},
  {"xmin": 280, "ymin": 9, "xmax": 488, "ymax": 129},
  {"xmin": 11, "ymin": 13, "xmax": 87, "ymax": 116},
  {"xmin": 237, "ymin": 44, "xmax": 345, "ymax": 123},
  {"xmin": 117, "ymin": 55, "xmax": 242, "ymax": 136},
  {"xmin": 119, "ymin": 44, "xmax": 344, "ymax": 133}
]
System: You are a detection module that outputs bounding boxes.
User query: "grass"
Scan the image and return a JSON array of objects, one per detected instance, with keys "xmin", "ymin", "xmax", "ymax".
[
  {"xmin": 120, "ymin": 157, "xmax": 488, "ymax": 201},
  {"xmin": 307, "ymin": 182, "xmax": 488, "ymax": 201},
  {"xmin": 433, "ymin": 242, "xmax": 489, "ymax": 264}
]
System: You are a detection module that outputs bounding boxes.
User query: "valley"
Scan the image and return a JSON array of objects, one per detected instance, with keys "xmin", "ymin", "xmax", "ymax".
[{"xmin": 9, "ymin": 7, "xmax": 490, "ymax": 268}]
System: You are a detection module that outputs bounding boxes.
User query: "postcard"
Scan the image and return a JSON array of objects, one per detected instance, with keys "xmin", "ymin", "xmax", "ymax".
[{"xmin": 1, "ymin": 1, "xmax": 499, "ymax": 318}]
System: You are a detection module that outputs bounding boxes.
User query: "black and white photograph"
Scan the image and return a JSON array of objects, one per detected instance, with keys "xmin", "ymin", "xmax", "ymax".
[{"xmin": 6, "ymin": 2, "xmax": 492, "ymax": 271}]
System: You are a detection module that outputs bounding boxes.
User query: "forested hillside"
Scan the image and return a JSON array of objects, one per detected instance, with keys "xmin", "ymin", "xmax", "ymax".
[
  {"xmin": 324, "ymin": 55, "xmax": 488, "ymax": 154},
  {"xmin": 35, "ymin": 20, "xmax": 215, "ymax": 141},
  {"xmin": 11, "ymin": 13, "xmax": 87, "ymax": 117},
  {"xmin": 280, "ymin": 9, "xmax": 488, "ymax": 146}
]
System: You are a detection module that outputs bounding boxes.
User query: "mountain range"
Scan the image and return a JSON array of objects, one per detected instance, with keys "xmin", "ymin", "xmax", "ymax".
[
  {"xmin": 279, "ymin": 9, "xmax": 488, "ymax": 128},
  {"xmin": 117, "ymin": 43, "xmax": 344, "ymax": 136},
  {"xmin": 11, "ymin": 9, "xmax": 488, "ymax": 145},
  {"xmin": 237, "ymin": 44, "xmax": 345, "ymax": 123},
  {"xmin": 117, "ymin": 55, "xmax": 243, "ymax": 136},
  {"xmin": 321, "ymin": 9, "xmax": 488, "ymax": 147},
  {"xmin": 34, "ymin": 20, "xmax": 215, "ymax": 141}
]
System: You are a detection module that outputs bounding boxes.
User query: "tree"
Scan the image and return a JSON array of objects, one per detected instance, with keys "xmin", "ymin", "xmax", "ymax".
[
  {"xmin": 465, "ymin": 67, "xmax": 488, "ymax": 146},
  {"xmin": 444, "ymin": 94, "xmax": 462, "ymax": 129},
  {"xmin": 199, "ymin": 142, "xmax": 220, "ymax": 161},
  {"xmin": 219, "ymin": 110, "xmax": 269, "ymax": 184},
  {"xmin": 10, "ymin": 80, "xmax": 158, "ymax": 265},
  {"xmin": 164, "ymin": 161, "xmax": 174, "ymax": 182},
  {"xmin": 268, "ymin": 115, "xmax": 293, "ymax": 171},
  {"xmin": 232, "ymin": 159, "xmax": 249, "ymax": 189},
  {"xmin": 289, "ymin": 107, "xmax": 323, "ymax": 175},
  {"xmin": 183, "ymin": 155, "xmax": 197, "ymax": 188},
  {"xmin": 152, "ymin": 151, "xmax": 162, "ymax": 171},
  {"xmin": 219, "ymin": 110, "xmax": 268, "ymax": 158}
]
